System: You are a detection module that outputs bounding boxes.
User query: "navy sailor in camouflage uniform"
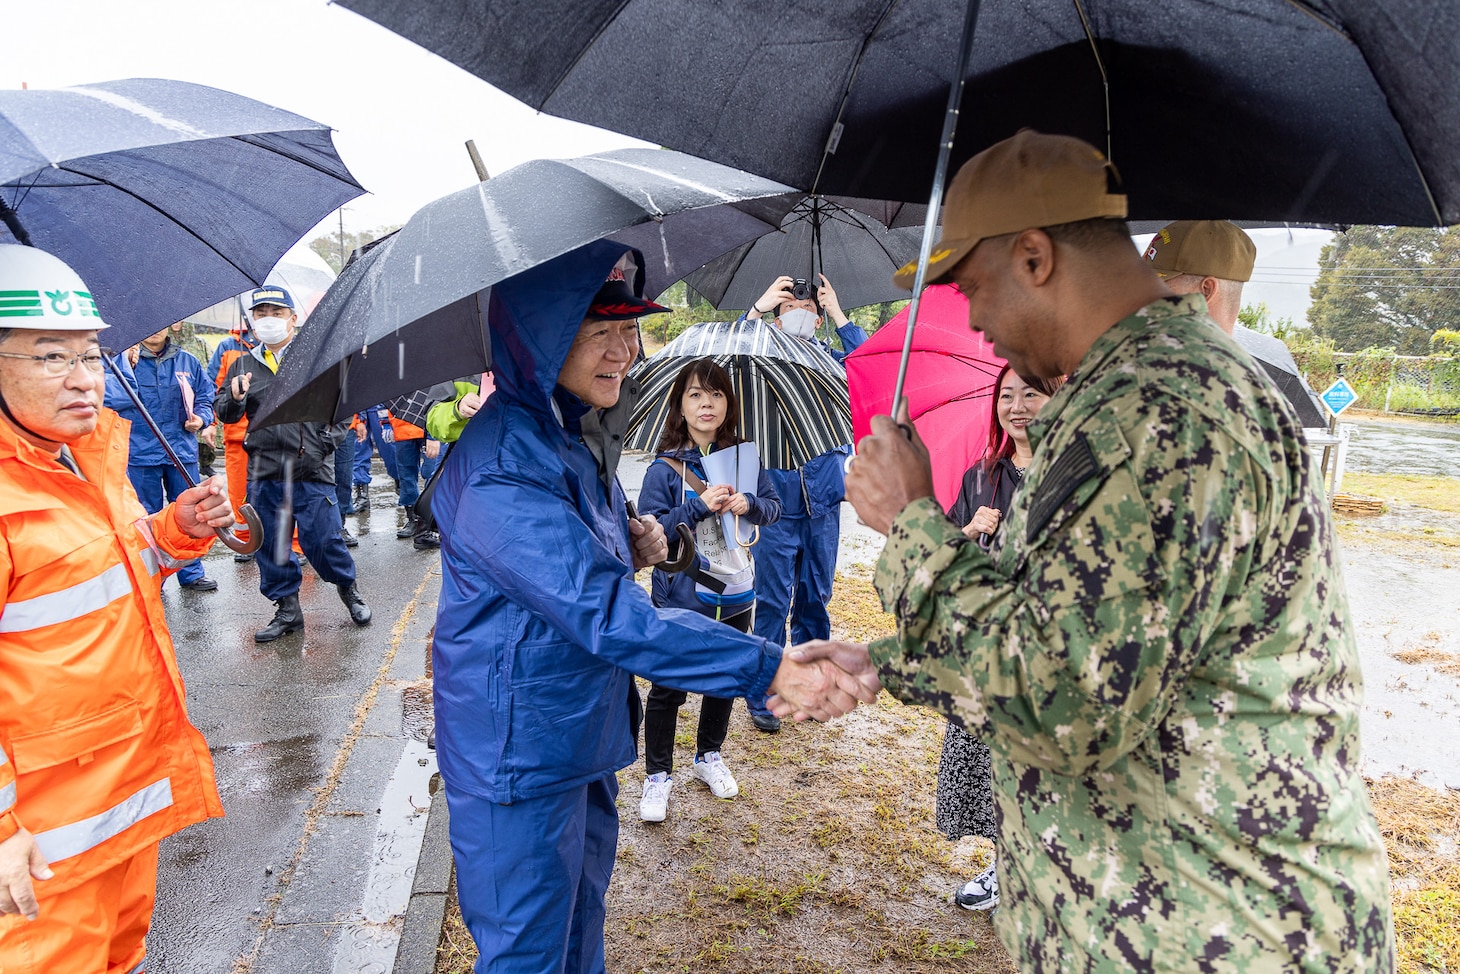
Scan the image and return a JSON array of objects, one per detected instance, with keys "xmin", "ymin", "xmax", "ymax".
[{"xmin": 774, "ymin": 130, "xmax": 1395, "ymax": 973}]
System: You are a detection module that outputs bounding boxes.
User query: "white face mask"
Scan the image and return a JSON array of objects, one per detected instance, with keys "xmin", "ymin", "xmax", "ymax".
[
  {"xmin": 252, "ymin": 315, "xmax": 291, "ymax": 345},
  {"xmin": 778, "ymin": 308, "xmax": 820, "ymax": 340}
]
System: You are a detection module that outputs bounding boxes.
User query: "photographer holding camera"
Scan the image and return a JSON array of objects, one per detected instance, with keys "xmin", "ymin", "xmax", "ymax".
[
  {"xmin": 744, "ymin": 273, "xmax": 865, "ymax": 363},
  {"xmin": 737, "ymin": 273, "xmax": 869, "ymax": 730}
]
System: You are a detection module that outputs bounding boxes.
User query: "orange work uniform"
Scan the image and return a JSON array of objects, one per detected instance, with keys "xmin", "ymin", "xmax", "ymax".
[
  {"xmin": 0, "ymin": 410, "xmax": 224, "ymax": 973},
  {"xmin": 209, "ymin": 335, "xmax": 253, "ymax": 542}
]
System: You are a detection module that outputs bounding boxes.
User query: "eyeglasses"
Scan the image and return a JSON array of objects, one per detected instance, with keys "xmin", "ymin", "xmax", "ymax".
[{"xmin": 0, "ymin": 350, "xmax": 106, "ymax": 375}]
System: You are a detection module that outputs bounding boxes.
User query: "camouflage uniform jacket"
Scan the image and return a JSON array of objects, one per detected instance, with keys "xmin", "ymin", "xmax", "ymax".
[{"xmin": 871, "ymin": 295, "xmax": 1394, "ymax": 973}]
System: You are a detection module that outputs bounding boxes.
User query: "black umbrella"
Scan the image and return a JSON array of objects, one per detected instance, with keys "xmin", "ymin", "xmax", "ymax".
[
  {"xmin": 335, "ymin": 0, "xmax": 1458, "ymax": 228},
  {"xmin": 684, "ymin": 196, "xmax": 926, "ymax": 313},
  {"xmin": 0, "ymin": 78, "xmax": 365, "ymax": 350},
  {"xmin": 625, "ymin": 318, "xmax": 852, "ymax": 470},
  {"xmin": 254, "ymin": 148, "xmax": 799, "ymax": 426},
  {"xmin": 1232, "ymin": 325, "xmax": 1329, "ymax": 429}
]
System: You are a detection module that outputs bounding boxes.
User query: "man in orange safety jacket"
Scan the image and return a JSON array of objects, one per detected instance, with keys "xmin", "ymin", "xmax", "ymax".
[{"xmin": 0, "ymin": 245, "xmax": 233, "ymax": 974}]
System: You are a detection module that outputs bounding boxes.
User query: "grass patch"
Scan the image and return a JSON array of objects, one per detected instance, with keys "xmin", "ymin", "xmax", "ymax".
[
  {"xmin": 1368, "ymin": 776, "xmax": 1460, "ymax": 974},
  {"xmin": 1340, "ymin": 472, "xmax": 1460, "ymax": 515}
]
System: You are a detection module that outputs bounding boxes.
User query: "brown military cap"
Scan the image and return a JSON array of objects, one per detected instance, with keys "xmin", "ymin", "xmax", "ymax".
[
  {"xmin": 892, "ymin": 129, "xmax": 1128, "ymax": 290},
  {"xmin": 1143, "ymin": 220, "xmax": 1256, "ymax": 282}
]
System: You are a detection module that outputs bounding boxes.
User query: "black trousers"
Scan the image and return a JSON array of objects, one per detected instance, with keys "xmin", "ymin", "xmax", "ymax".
[{"xmin": 643, "ymin": 606, "xmax": 753, "ymax": 776}]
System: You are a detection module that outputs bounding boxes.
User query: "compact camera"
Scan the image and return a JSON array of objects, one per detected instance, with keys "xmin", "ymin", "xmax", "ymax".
[{"xmin": 790, "ymin": 278, "xmax": 815, "ymax": 302}]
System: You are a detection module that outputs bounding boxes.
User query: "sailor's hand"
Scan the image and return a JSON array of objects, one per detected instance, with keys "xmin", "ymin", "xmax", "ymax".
[
  {"xmin": 629, "ymin": 513, "xmax": 669, "ymax": 570},
  {"xmin": 964, "ymin": 506, "xmax": 1000, "ymax": 538}
]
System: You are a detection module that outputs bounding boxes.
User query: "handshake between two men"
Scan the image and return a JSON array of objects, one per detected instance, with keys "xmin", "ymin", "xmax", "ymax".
[
  {"xmin": 628, "ymin": 406, "xmax": 931, "ymax": 724},
  {"xmin": 628, "ymin": 505, "xmax": 885, "ymax": 723}
]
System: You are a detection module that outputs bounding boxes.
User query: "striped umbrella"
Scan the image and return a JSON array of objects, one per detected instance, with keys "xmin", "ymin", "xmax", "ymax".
[{"xmin": 626, "ymin": 319, "xmax": 851, "ymax": 470}]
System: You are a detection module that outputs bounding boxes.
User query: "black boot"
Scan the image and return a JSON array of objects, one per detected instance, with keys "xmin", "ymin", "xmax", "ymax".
[
  {"xmin": 340, "ymin": 525, "xmax": 359, "ymax": 548},
  {"xmin": 413, "ymin": 527, "xmax": 441, "ymax": 550},
  {"xmin": 353, "ymin": 483, "xmax": 370, "ymax": 511},
  {"xmin": 255, "ymin": 595, "xmax": 303, "ymax": 643},
  {"xmin": 396, "ymin": 511, "xmax": 418, "ymax": 539},
  {"xmin": 338, "ymin": 583, "xmax": 372, "ymax": 626}
]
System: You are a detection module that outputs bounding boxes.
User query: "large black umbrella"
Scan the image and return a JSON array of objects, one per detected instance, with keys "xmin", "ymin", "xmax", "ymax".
[
  {"xmin": 0, "ymin": 78, "xmax": 365, "ymax": 349},
  {"xmin": 684, "ymin": 196, "xmax": 925, "ymax": 313},
  {"xmin": 1232, "ymin": 325, "xmax": 1329, "ymax": 429},
  {"xmin": 335, "ymin": 0, "xmax": 1458, "ymax": 228},
  {"xmin": 625, "ymin": 319, "xmax": 852, "ymax": 470},
  {"xmin": 254, "ymin": 148, "xmax": 799, "ymax": 426}
]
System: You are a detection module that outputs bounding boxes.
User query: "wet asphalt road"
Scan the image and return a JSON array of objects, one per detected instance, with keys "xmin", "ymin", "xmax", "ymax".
[{"xmin": 148, "ymin": 476, "xmax": 441, "ymax": 973}]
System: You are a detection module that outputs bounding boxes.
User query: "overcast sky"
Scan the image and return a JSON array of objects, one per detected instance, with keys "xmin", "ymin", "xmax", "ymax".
[
  {"xmin": 5, "ymin": 0, "xmax": 1331, "ymax": 322},
  {"xmin": 3, "ymin": 0, "xmax": 648, "ymax": 235}
]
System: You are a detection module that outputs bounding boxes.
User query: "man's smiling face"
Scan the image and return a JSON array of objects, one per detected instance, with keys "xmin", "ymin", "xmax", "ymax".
[{"xmin": 557, "ymin": 317, "xmax": 639, "ymax": 408}]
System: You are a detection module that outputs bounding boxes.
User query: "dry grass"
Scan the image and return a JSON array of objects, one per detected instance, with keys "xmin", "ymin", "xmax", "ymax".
[
  {"xmin": 1367, "ymin": 777, "xmax": 1460, "ymax": 974},
  {"xmin": 1340, "ymin": 472, "xmax": 1460, "ymax": 516},
  {"xmin": 1393, "ymin": 631, "xmax": 1460, "ymax": 677},
  {"xmin": 434, "ymin": 568, "xmax": 1460, "ymax": 974}
]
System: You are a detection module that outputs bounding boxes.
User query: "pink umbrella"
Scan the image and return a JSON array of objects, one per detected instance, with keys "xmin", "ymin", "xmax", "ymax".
[{"xmin": 845, "ymin": 285, "xmax": 1005, "ymax": 511}]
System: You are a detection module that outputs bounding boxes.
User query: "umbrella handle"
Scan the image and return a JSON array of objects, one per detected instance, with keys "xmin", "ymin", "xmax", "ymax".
[
  {"xmin": 733, "ymin": 514, "xmax": 759, "ymax": 550},
  {"xmin": 219, "ymin": 504, "xmax": 264, "ymax": 554},
  {"xmin": 626, "ymin": 499, "xmax": 697, "ymax": 574}
]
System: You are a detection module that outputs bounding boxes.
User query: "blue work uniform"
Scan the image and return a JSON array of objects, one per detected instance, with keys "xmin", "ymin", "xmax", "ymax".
[
  {"xmin": 215, "ymin": 344, "xmax": 356, "ymax": 600},
  {"xmin": 111, "ymin": 340, "xmax": 215, "ymax": 586}
]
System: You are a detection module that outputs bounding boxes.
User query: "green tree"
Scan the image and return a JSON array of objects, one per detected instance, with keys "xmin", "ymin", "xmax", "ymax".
[
  {"xmin": 308, "ymin": 224, "xmax": 402, "ymax": 273},
  {"xmin": 1307, "ymin": 226, "xmax": 1460, "ymax": 354},
  {"xmin": 1237, "ymin": 301, "xmax": 1294, "ymax": 337}
]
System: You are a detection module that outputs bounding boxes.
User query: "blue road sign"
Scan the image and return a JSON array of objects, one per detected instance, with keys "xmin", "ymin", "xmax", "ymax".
[{"xmin": 1320, "ymin": 377, "xmax": 1359, "ymax": 416}]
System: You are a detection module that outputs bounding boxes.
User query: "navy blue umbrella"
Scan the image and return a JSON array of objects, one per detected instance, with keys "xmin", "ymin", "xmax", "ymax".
[{"xmin": 0, "ymin": 77, "xmax": 365, "ymax": 350}]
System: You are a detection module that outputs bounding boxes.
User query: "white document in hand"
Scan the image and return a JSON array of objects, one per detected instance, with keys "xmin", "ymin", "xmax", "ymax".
[{"xmin": 700, "ymin": 441, "xmax": 760, "ymax": 547}]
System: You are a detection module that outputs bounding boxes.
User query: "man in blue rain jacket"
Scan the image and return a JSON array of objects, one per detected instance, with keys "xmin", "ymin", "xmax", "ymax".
[
  {"xmin": 431, "ymin": 242, "xmax": 875, "ymax": 974},
  {"xmin": 111, "ymin": 325, "xmax": 218, "ymax": 590},
  {"xmin": 739, "ymin": 274, "xmax": 868, "ymax": 731}
]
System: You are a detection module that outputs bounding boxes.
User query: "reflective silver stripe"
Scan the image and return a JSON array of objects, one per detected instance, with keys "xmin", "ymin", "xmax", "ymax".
[
  {"xmin": 0, "ymin": 746, "xmax": 8, "ymax": 766},
  {"xmin": 132, "ymin": 518, "xmax": 182, "ymax": 572},
  {"xmin": 0, "ymin": 562, "xmax": 134, "ymax": 633},
  {"xmin": 124, "ymin": 959, "xmax": 145, "ymax": 974},
  {"xmin": 32, "ymin": 778, "xmax": 173, "ymax": 863},
  {"xmin": 0, "ymin": 781, "xmax": 15, "ymax": 813}
]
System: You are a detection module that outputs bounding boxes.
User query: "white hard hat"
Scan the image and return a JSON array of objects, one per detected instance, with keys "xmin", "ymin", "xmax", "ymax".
[{"xmin": 0, "ymin": 244, "xmax": 109, "ymax": 331}]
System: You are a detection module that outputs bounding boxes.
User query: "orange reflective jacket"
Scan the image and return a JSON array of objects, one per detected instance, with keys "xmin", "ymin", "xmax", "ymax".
[
  {"xmin": 0, "ymin": 411, "xmax": 223, "ymax": 894},
  {"xmin": 210, "ymin": 340, "xmax": 251, "ymax": 444},
  {"xmin": 387, "ymin": 412, "xmax": 425, "ymax": 442}
]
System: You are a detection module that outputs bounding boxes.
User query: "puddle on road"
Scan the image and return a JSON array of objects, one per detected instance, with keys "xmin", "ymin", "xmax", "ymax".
[
  {"xmin": 329, "ymin": 738, "xmax": 439, "ymax": 974},
  {"xmin": 1340, "ymin": 541, "xmax": 1460, "ymax": 790},
  {"xmin": 401, "ymin": 680, "xmax": 434, "ymax": 742}
]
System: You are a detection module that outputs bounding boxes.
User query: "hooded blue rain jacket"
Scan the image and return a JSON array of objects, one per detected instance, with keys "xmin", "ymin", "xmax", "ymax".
[{"xmin": 431, "ymin": 240, "xmax": 784, "ymax": 805}]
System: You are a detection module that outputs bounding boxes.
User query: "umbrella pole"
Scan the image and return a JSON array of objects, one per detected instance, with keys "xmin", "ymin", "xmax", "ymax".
[
  {"xmin": 0, "ymin": 199, "xmax": 34, "ymax": 247},
  {"xmin": 889, "ymin": 0, "xmax": 984, "ymax": 417},
  {"xmin": 0, "ymin": 208, "xmax": 259, "ymax": 551},
  {"xmin": 102, "ymin": 351, "xmax": 263, "ymax": 554}
]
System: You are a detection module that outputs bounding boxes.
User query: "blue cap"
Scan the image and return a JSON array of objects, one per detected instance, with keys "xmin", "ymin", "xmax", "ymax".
[{"xmin": 247, "ymin": 286, "xmax": 295, "ymax": 311}]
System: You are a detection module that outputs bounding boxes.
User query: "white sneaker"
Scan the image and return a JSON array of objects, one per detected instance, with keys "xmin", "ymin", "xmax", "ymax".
[
  {"xmin": 640, "ymin": 772, "xmax": 672, "ymax": 822},
  {"xmin": 955, "ymin": 858, "xmax": 999, "ymax": 911},
  {"xmin": 692, "ymin": 751, "xmax": 740, "ymax": 799}
]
